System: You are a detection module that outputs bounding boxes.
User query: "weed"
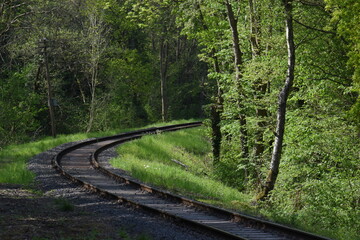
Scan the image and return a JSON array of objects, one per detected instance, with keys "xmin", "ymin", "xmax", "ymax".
[
  {"xmin": 118, "ymin": 227, "xmax": 129, "ymax": 239},
  {"xmin": 54, "ymin": 198, "xmax": 75, "ymax": 212},
  {"xmin": 135, "ymin": 233, "xmax": 152, "ymax": 240},
  {"xmin": 118, "ymin": 228, "xmax": 152, "ymax": 240},
  {"xmin": 86, "ymin": 229, "xmax": 100, "ymax": 240}
]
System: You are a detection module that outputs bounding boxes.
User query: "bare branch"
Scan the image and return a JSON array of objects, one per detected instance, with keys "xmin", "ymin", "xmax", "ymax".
[
  {"xmin": 295, "ymin": 31, "xmax": 322, "ymax": 49},
  {"xmin": 297, "ymin": 0, "xmax": 325, "ymax": 7},
  {"xmin": 10, "ymin": 3, "xmax": 27, "ymax": 10},
  {"xmin": 309, "ymin": 63, "xmax": 352, "ymax": 86},
  {"xmin": 308, "ymin": 77, "xmax": 351, "ymax": 87},
  {"xmin": 10, "ymin": 11, "xmax": 33, "ymax": 24},
  {"xmin": 294, "ymin": 18, "xmax": 336, "ymax": 35}
]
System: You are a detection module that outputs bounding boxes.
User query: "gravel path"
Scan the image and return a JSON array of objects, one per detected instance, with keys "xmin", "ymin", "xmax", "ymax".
[{"xmin": 28, "ymin": 139, "xmax": 224, "ymax": 240}]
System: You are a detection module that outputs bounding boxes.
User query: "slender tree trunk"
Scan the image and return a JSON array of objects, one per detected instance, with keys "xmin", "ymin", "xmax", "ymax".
[
  {"xmin": 196, "ymin": 2, "xmax": 223, "ymax": 163},
  {"xmin": 87, "ymin": 64, "xmax": 97, "ymax": 132},
  {"xmin": 211, "ymin": 52, "xmax": 223, "ymax": 164},
  {"xmin": 75, "ymin": 74, "xmax": 86, "ymax": 104},
  {"xmin": 249, "ymin": 0, "xmax": 268, "ymax": 159},
  {"xmin": 258, "ymin": 0, "xmax": 295, "ymax": 201},
  {"xmin": 86, "ymin": 9, "xmax": 105, "ymax": 133},
  {"xmin": 225, "ymin": 0, "xmax": 243, "ymax": 74},
  {"xmin": 160, "ymin": 40, "xmax": 169, "ymax": 122},
  {"xmin": 43, "ymin": 39, "xmax": 56, "ymax": 138},
  {"xmin": 225, "ymin": 0, "xmax": 249, "ymax": 159},
  {"xmin": 249, "ymin": 0, "xmax": 261, "ymax": 57}
]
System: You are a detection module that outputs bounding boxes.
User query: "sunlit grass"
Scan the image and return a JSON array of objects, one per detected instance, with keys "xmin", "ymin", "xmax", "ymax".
[
  {"xmin": 111, "ymin": 127, "xmax": 252, "ymax": 211},
  {"xmin": 118, "ymin": 128, "xmax": 212, "ymax": 175},
  {"xmin": 0, "ymin": 132, "xmax": 117, "ymax": 185},
  {"xmin": 0, "ymin": 119, "xmax": 198, "ymax": 185}
]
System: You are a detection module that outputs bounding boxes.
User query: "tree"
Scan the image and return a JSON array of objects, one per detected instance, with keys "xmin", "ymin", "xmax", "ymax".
[
  {"xmin": 257, "ymin": 0, "xmax": 295, "ymax": 201},
  {"xmin": 83, "ymin": 0, "xmax": 108, "ymax": 132},
  {"xmin": 325, "ymin": 0, "xmax": 360, "ymax": 131},
  {"xmin": 0, "ymin": 1, "xmax": 33, "ymax": 55},
  {"xmin": 248, "ymin": 0, "xmax": 268, "ymax": 159},
  {"xmin": 184, "ymin": 1, "xmax": 224, "ymax": 163},
  {"xmin": 40, "ymin": 38, "xmax": 56, "ymax": 137},
  {"xmin": 224, "ymin": 0, "xmax": 249, "ymax": 160},
  {"xmin": 124, "ymin": 0, "xmax": 173, "ymax": 122}
]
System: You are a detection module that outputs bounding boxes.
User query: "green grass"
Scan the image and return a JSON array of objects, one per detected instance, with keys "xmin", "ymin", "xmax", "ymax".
[
  {"xmin": 111, "ymin": 127, "xmax": 252, "ymax": 211},
  {"xmin": 0, "ymin": 119, "xmax": 198, "ymax": 185},
  {"xmin": 0, "ymin": 131, "xmax": 118, "ymax": 185}
]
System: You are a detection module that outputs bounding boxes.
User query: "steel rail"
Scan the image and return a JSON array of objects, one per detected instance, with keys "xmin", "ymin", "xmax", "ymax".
[{"xmin": 53, "ymin": 122, "xmax": 332, "ymax": 240}]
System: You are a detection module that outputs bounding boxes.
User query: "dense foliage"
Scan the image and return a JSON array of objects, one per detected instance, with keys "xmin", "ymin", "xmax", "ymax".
[
  {"xmin": 0, "ymin": 0, "xmax": 207, "ymax": 145},
  {"xmin": 1, "ymin": 0, "xmax": 359, "ymax": 239}
]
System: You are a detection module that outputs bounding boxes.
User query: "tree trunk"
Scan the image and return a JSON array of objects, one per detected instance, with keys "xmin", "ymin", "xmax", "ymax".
[
  {"xmin": 211, "ymin": 52, "xmax": 223, "ymax": 164},
  {"xmin": 225, "ymin": 0, "xmax": 249, "ymax": 159},
  {"xmin": 249, "ymin": 0, "xmax": 268, "ymax": 159},
  {"xmin": 87, "ymin": 65, "xmax": 97, "ymax": 133},
  {"xmin": 258, "ymin": 0, "xmax": 295, "ymax": 201},
  {"xmin": 43, "ymin": 39, "xmax": 56, "ymax": 138},
  {"xmin": 196, "ymin": 3, "xmax": 223, "ymax": 163},
  {"xmin": 211, "ymin": 102, "xmax": 222, "ymax": 163},
  {"xmin": 75, "ymin": 74, "xmax": 86, "ymax": 104},
  {"xmin": 86, "ymin": 9, "xmax": 105, "ymax": 133},
  {"xmin": 249, "ymin": 0, "xmax": 261, "ymax": 58},
  {"xmin": 160, "ymin": 40, "xmax": 169, "ymax": 122}
]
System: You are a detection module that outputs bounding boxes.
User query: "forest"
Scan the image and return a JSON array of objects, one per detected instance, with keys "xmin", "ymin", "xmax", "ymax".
[{"xmin": 1, "ymin": 0, "xmax": 359, "ymax": 239}]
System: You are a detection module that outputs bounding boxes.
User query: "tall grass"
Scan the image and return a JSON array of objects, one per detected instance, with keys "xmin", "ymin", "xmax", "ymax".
[{"xmin": 111, "ymin": 127, "xmax": 252, "ymax": 211}]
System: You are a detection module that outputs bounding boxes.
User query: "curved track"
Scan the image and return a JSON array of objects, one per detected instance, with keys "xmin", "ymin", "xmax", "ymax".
[{"xmin": 53, "ymin": 122, "xmax": 331, "ymax": 240}]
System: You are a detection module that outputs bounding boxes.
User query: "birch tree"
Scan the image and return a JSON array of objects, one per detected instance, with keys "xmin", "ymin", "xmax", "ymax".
[{"xmin": 258, "ymin": 0, "xmax": 295, "ymax": 200}]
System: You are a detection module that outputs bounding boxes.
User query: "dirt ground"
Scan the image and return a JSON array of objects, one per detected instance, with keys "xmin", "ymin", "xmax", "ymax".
[{"xmin": 0, "ymin": 184, "xmax": 130, "ymax": 240}]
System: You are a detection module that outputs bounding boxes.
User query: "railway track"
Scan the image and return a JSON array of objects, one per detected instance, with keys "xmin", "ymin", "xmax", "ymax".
[{"xmin": 53, "ymin": 122, "xmax": 331, "ymax": 240}]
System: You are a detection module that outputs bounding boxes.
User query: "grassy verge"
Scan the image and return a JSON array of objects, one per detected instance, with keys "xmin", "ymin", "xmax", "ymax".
[
  {"xmin": 0, "ymin": 131, "xmax": 118, "ymax": 185},
  {"xmin": 0, "ymin": 119, "xmax": 196, "ymax": 185},
  {"xmin": 111, "ymin": 127, "xmax": 253, "ymax": 212}
]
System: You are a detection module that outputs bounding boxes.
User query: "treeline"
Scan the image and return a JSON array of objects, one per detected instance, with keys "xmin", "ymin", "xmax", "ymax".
[
  {"xmin": 1, "ymin": 0, "xmax": 359, "ymax": 238},
  {"xmin": 0, "ymin": 0, "xmax": 207, "ymax": 145}
]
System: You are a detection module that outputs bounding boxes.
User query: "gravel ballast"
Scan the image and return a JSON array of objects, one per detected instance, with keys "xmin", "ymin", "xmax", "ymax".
[{"xmin": 26, "ymin": 139, "xmax": 224, "ymax": 240}]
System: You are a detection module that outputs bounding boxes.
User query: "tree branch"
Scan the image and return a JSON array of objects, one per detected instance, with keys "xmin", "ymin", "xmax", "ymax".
[
  {"xmin": 293, "ymin": 18, "xmax": 336, "ymax": 35},
  {"xmin": 298, "ymin": 0, "xmax": 325, "ymax": 7},
  {"xmin": 308, "ymin": 77, "xmax": 351, "ymax": 87},
  {"xmin": 309, "ymin": 63, "xmax": 352, "ymax": 86}
]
